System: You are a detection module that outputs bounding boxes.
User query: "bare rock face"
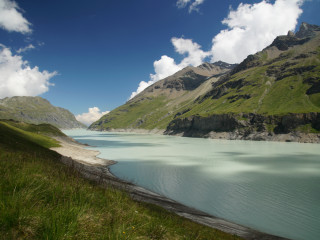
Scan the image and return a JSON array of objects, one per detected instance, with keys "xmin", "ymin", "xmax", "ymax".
[
  {"xmin": 144, "ymin": 61, "xmax": 236, "ymax": 94},
  {"xmin": 268, "ymin": 22, "xmax": 320, "ymax": 51},
  {"xmin": 163, "ymin": 70, "xmax": 208, "ymax": 91},
  {"xmin": 269, "ymin": 36, "xmax": 310, "ymax": 51},
  {"xmin": 230, "ymin": 55, "xmax": 261, "ymax": 75},
  {"xmin": 165, "ymin": 113, "xmax": 320, "ymax": 142},
  {"xmin": 287, "ymin": 31, "xmax": 295, "ymax": 37},
  {"xmin": 295, "ymin": 22, "xmax": 320, "ymax": 39}
]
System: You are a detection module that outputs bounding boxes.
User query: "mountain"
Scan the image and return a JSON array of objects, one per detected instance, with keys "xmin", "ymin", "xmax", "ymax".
[
  {"xmin": 0, "ymin": 96, "xmax": 85, "ymax": 129},
  {"xmin": 89, "ymin": 61, "xmax": 236, "ymax": 131},
  {"xmin": 90, "ymin": 23, "xmax": 320, "ymax": 142}
]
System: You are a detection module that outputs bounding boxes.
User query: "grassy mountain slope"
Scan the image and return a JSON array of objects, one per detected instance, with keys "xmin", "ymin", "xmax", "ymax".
[
  {"xmin": 0, "ymin": 96, "xmax": 85, "ymax": 129},
  {"xmin": 183, "ymin": 41, "xmax": 320, "ymax": 117},
  {"xmin": 90, "ymin": 62, "xmax": 235, "ymax": 130},
  {"xmin": 90, "ymin": 23, "xmax": 320, "ymax": 136},
  {"xmin": 0, "ymin": 120, "xmax": 241, "ymax": 239}
]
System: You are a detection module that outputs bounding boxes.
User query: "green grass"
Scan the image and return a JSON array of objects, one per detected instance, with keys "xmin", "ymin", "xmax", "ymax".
[
  {"xmin": 295, "ymin": 124, "xmax": 320, "ymax": 133},
  {"xmin": 179, "ymin": 57, "xmax": 320, "ymax": 118},
  {"xmin": 0, "ymin": 96, "xmax": 85, "ymax": 129},
  {"xmin": 91, "ymin": 96, "xmax": 169, "ymax": 130},
  {"xmin": 0, "ymin": 121, "xmax": 61, "ymax": 150},
  {"xmin": 0, "ymin": 119, "xmax": 66, "ymax": 137},
  {"xmin": 0, "ymin": 121, "xmax": 242, "ymax": 240}
]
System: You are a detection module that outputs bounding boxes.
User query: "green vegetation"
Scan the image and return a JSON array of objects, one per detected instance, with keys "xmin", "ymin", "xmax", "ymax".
[
  {"xmin": 295, "ymin": 124, "xmax": 320, "ymax": 133},
  {"xmin": 0, "ymin": 120, "xmax": 241, "ymax": 239},
  {"xmin": 91, "ymin": 96, "xmax": 170, "ymax": 130},
  {"xmin": 0, "ymin": 119, "xmax": 66, "ymax": 137},
  {"xmin": 0, "ymin": 120, "xmax": 61, "ymax": 149},
  {"xmin": 0, "ymin": 96, "xmax": 85, "ymax": 129}
]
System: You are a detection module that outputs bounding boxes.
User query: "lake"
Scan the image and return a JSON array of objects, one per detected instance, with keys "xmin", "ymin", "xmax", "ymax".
[{"xmin": 64, "ymin": 129, "xmax": 320, "ymax": 240}]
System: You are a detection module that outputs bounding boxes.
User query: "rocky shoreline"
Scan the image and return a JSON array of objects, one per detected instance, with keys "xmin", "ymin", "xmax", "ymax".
[
  {"xmin": 51, "ymin": 136, "xmax": 288, "ymax": 240},
  {"xmin": 165, "ymin": 112, "xmax": 320, "ymax": 143},
  {"xmin": 91, "ymin": 112, "xmax": 320, "ymax": 143}
]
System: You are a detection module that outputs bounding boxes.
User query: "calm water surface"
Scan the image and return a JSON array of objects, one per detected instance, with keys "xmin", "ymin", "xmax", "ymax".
[{"xmin": 64, "ymin": 129, "xmax": 320, "ymax": 240}]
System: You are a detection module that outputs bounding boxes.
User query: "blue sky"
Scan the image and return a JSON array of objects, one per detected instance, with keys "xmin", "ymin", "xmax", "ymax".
[{"xmin": 0, "ymin": 0, "xmax": 319, "ymax": 125}]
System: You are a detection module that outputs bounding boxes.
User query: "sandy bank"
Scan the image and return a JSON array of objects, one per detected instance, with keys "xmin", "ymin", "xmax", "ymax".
[{"xmin": 51, "ymin": 136, "xmax": 288, "ymax": 240}]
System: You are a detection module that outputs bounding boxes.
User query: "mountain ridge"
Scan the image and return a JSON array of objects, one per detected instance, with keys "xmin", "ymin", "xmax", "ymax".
[{"xmin": 0, "ymin": 96, "xmax": 85, "ymax": 129}]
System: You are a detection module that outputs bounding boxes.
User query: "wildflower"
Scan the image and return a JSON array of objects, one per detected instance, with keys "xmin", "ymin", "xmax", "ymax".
[{"xmin": 123, "ymin": 231, "xmax": 125, "ymax": 234}]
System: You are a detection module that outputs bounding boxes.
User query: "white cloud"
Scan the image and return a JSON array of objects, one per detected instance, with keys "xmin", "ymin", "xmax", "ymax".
[
  {"xmin": 16, "ymin": 44, "xmax": 35, "ymax": 54},
  {"xmin": 176, "ymin": 0, "xmax": 191, "ymax": 8},
  {"xmin": 210, "ymin": 0, "xmax": 304, "ymax": 63},
  {"xmin": 0, "ymin": 45, "xmax": 57, "ymax": 98},
  {"xmin": 171, "ymin": 37, "xmax": 209, "ymax": 68},
  {"xmin": 176, "ymin": 0, "xmax": 205, "ymax": 13},
  {"xmin": 189, "ymin": 0, "xmax": 205, "ymax": 13},
  {"xmin": 129, "ymin": 38, "xmax": 208, "ymax": 99},
  {"xmin": 75, "ymin": 107, "xmax": 109, "ymax": 126},
  {"xmin": 130, "ymin": 55, "xmax": 180, "ymax": 99},
  {"xmin": 0, "ymin": 0, "xmax": 32, "ymax": 34}
]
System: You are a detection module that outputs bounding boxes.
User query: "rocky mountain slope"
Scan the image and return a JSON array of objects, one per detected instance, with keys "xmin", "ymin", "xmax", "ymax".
[
  {"xmin": 0, "ymin": 96, "xmax": 85, "ymax": 129},
  {"xmin": 90, "ymin": 23, "xmax": 320, "ymax": 142},
  {"xmin": 89, "ymin": 61, "xmax": 236, "ymax": 131}
]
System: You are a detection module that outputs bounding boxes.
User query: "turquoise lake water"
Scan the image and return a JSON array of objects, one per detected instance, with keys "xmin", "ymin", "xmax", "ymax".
[{"xmin": 64, "ymin": 129, "xmax": 320, "ymax": 240}]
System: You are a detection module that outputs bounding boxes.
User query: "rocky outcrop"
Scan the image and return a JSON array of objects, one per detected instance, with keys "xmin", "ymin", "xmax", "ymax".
[
  {"xmin": 163, "ymin": 70, "xmax": 208, "ymax": 91},
  {"xmin": 230, "ymin": 55, "xmax": 261, "ymax": 75},
  {"xmin": 197, "ymin": 77, "xmax": 251, "ymax": 103},
  {"xmin": 143, "ymin": 61, "xmax": 236, "ymax": 94},
  {"xmin": 295, "ymin": 22, "xmax": 320, "ymax": 39},
  {"xmin": 165, "ymin": 113, "xmax": 320, "ymax": 143},
  {"xmin": 268, "ymin": 23, "xmax": 320, "ymax": 52},
  {"xmin": 269, "ymin": 35, "xmax": 310, "ymax": 51}
]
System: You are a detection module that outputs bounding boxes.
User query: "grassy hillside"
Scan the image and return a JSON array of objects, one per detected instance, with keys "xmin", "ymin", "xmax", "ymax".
[
  {"xmin": 0, "ymin": 96, "xmax": 85, "ymax": 129},
  {"xmin": 90, "ymin": 24, "xmax": 320, "ymax": 132},
  {"xmin": 0, "ymin": 120, "xmax": 241, "ymax": 239},
  {"xmin": 90, "ymin": 63, "xmax": 230, "ymax": 131},
  {"xmin": 182, "ymin": 45, "xmax": 320, "ymax": 118}
]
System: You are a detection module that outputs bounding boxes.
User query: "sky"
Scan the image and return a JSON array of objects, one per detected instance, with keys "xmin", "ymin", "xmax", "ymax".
[{"xmin": 0, "ymin": 0, "xmax": 319, "ymax": 125}]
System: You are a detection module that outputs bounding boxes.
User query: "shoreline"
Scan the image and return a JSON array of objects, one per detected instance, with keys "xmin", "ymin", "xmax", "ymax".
[
  {"xmin": 51, "ymin": 136, "xmax": 288, "ymax": 240},
  {"xmin": 92, "ymin": 127, "xmax": 320, "ymax": 143}
]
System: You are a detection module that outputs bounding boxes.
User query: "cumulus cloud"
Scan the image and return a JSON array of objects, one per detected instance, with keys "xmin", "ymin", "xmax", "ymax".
[
  {"xmin": 176, "ymin": 0, "xmax": 205, "ymax": 13},
  {"xmin": 129, "ymin": 38, "xmax": 208, "ymax": 99},
  {"xmin": 210, "ymin": 0, "xmax": 304, "ymax": 63},
  {"xmin": 0, "ymin": 45, "xmax": 57, "ymax": 98},
  {"xmin": 0, "ymin": 0, "xmax": 32, "ymax": 34},
  {"xmin": 16, "ymin": 44, "xmax": 35, "ymax": 54},
  {"xmin": 172, "ymin": 37, "xmax": 210, "ymax": 68},
  {"xmin": 75, "ymin": 107, "xmax": 110, "ymax": 126}
]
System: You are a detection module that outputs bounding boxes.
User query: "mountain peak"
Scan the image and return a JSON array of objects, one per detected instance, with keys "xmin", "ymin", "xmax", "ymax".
[
  {"xmin": 267, "ymin": 22, "xmax": 320, "ymax": 51},
  {"xmin": 295, "ymin": 22, "xmax": 320, "ymax": 39},
  {"xmin": 211, "ymin": 61, "xmax": 237, "ymax": 70}
]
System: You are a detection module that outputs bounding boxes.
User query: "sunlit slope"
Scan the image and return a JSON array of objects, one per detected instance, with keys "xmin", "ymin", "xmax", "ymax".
[
  {"xmin": 0, "ymin": 122, "xmax": 243, "ymax": 239},
  {"xmin": 90, "ymin": 23, "xmax": 320, "ymax": 132},
  {"xmin": 182, "ymin": 36, "xmax": 320, "ymax": 117},
  {"xmin": 0, "ymin": 96, "xmax": 85, "ymax": 129},
  {"xmin": 89, "ymin": 62, "xmax": 235, "ymax": 130}
]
